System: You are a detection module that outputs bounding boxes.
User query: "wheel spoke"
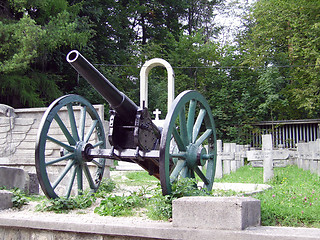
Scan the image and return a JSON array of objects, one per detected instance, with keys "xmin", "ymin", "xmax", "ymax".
[
  {"xmin": 192, "ymin": 108, "xmax": 206, "ymax": 143},
  {"xmin": 79, "ymin": 105, "xmax": 87, "ymax": 141},
  {"xmin": 77, "ymin": 165, "xmax": 83, "ymax": 194},
  {"xmin": 172, "ymin": 126, "xmax": 187, "ymax": 151},
  {"xmin": 170, "ymin": 152, "xmax": 187, "ymax": 159},
  {"xmin": 92, "ymin": 159, "xmax": 104, "ymax": 168},
  {"xmin": 52, "ymin": 160, "xmax": 75, "ymax": 189},
  {"xmin": 83, "ymin": 163, "xmax": 95, "ymax": 189},
  {"xmin": 45, "ymin": 153, "xmax": 74, "ymax": 166},
  {"xmin": 194, "ymin": 167, "xmax": 209, "ymax": 185},
  {"xmin": 187, "ymin": 100, "xmax": 196, "ymax": 143},
  {"xmin": 54, "ymin": 115, "xmax": 76, "ymax": 146},
  {"xmin": 93, "ymin": 140, "xmax": 104, "ymax": 148},
  {"xmin": 84, "ymin": 120, "xmax": 98, "ymax": 143},
  {"xmin": 179, "ymin": 106, "xmax": 189, "ymax": 145},
  {"xmin": 170, "ymin": 160, "xmax": 186, "ymax": 183},
  {"xmin": 188, "ymin": 169, "xmax": 195, "ymax": 178},
  {"xmin": 67, "ymin": 103, "xmax": 80, "ymax": 142},
  {"xmin": 47, "ymin": 135, "xmax": 75, "ymax": 152},
  {"xmin": 66, "ymin": 166, "xmax": 77, "ymax": 198},
  {"xmin": 180, "ymin": 166, "xmax": 189, "ymax": 178},
  {"xmin": 195, "ymin": 129, "xmax": 213, "ymax": 147}
]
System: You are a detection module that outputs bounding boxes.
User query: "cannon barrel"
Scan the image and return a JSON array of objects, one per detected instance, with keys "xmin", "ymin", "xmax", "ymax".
[{"xmin": 66, "ymin": 50, "xmax": 138, "ymax": 122}]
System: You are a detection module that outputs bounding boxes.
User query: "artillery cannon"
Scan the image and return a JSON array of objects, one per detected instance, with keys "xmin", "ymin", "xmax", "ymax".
[{"xmin": 35, "ymin": 50, "xmax": 217, "ymax": 199}]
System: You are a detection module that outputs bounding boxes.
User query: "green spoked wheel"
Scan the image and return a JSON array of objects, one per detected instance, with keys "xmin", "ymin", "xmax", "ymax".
[
  {"xmin": 35, "ymin": 95, "xmax": 106, "ymax": 199},
  {"xmin": 159, "ymin": 90, "xmax": 217, "ymax": 195}
]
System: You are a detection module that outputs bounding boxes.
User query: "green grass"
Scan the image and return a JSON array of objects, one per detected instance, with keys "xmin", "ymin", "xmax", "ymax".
[
  {"xmin": 125, "ymin": 171, "xmax": 158, "ymax": 184},
  {"xmin": 111, "ymin": 171, "xmax": 158, "ymax": 187},
  {"xmin": 217, "ymin": 165, "xmax": 320, "ymax": 228},
  {"xmin": 215, "ymin": 165, "xmax": 264, "ymax": 184}
]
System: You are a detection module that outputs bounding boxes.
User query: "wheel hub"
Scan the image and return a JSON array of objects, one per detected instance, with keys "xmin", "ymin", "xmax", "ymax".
[
  {"xmin": 186, "ymin": 144, "xmax": 207, "ymax": 168},
  {"xmin": 74, "ymin": 142, "xmax": 93, "ymax": 163}
]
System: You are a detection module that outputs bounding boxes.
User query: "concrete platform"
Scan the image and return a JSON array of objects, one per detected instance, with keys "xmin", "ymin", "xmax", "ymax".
[{"xmin": 1, "ymin": 210, "xmax": 320, "ymax": 240}]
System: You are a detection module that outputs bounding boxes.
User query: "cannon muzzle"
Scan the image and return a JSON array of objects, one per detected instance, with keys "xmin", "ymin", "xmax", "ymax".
[{"xmin": 67, "ymin": 50, "xmax": 138, "ymax": 122}]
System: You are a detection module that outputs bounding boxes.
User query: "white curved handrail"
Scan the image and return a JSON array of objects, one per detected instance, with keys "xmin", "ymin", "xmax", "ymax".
[{"xmin": 140, "ymin": 58, "xmax": 174, "ymax": 113}]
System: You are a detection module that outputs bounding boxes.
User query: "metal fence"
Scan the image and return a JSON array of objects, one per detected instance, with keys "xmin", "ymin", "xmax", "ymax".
[{"xmin": 250, "ymin": 119, "xmax": 320, "ymax": 149}]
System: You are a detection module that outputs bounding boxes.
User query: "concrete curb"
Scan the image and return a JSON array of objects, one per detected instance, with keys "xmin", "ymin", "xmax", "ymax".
[{"xmin": 0, "ymin": 212, "xmax": 320, "ymax": 240}]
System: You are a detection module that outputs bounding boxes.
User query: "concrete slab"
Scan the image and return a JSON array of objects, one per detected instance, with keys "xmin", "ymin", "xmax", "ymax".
[
  {"xmin": 0, "ymin": 190, "xmax": 13, "ymax": 210},
  {"xmin": 172, "ymin": 196, "xmax": 261, "ymax": 230}
]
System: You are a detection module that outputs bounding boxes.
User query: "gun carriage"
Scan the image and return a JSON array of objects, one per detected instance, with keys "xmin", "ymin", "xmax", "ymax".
[{"xmin": 35, "ymin": 50, "xmax": 217, "ymax": 199}]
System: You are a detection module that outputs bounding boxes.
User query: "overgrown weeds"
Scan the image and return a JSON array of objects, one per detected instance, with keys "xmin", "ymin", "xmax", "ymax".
[
  {"xmin": 218, "ymin": 165, "xmax": 320, "ymax": 228},
  {"xmin": 11, "ymin": 188, "xmax": 29, "ymax": 209},
  {"xmin": 94, "ymin": 193, "xmax": 146, "ymax": 217},
  {"xmin": 35, "ymin": 191, "xmax": 96, "ymax": 213}
]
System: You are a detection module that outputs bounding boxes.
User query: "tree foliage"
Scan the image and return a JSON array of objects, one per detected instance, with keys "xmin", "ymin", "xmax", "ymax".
[
  {"xmin": 240, "ymin": 0, "xmax": 320, "ymax": 118},
  {"xmin": 0, "ymin": 0, "xmax": 92, "ymax": 107},
  {"xmin": 1, "ymin": 0, "xmax": 319, "ymax": 142}
]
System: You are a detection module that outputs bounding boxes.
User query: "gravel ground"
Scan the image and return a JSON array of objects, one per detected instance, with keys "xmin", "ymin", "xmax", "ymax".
[{"xmin": 0, "ymin": 171, "xmax": 161, "ymax": 224}]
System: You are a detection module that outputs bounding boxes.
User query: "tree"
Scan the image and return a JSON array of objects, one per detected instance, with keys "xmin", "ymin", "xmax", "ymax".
[
  {"xmin": 181, "ymin": 0, "xmax": 222, "ymax": 41},
  {"xmin": 256, "ymin": 67, "xmax": 288, "ymax": 121},
  {"xmin": 0, "ymin": 0, "xmax": 92, "ymax": 107},
  {"xmin": 240, "ymin": 0, "xmax": 320, "ymax": 118}
]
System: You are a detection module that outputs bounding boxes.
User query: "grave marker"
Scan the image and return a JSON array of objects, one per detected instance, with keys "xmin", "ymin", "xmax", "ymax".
[{"xmin": 262, "ymin": 135, "xmax": 274, "ymax": 183}]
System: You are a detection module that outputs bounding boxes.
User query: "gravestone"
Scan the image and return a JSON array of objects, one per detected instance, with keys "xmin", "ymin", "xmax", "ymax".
[
  {"xmin": 215, "ymin": 140, "xmax": 223, "ymax": 178},
  {"xmin": 262, "ymin": 135, "xmax": 274, "ymax": 183},
  {"xmin": 222, "ymin": 143, "xmax": 234, "ymax": 175},
  {"xmin": 247, "ymin": 134, "xmax": 275, "ymax": 182},
  {"xmin": 297, "ymin": 139, "xmax": 320, "ymax": 175}
]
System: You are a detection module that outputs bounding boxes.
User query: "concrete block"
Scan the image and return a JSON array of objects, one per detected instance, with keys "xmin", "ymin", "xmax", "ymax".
[
  {"xmin": 0, "ymin": 190, "xmax": 13, "ymax": 210},
  {"xmin": 0, "ymin": 167, "xmax": 29, "ymax": 193},
  {"xmin": 172, "ymin": 196, "xmax": 261, "ymax": 230},
  {"xmin": 28, "ymin": 173, "xmax": 39, "ymax": 195}
]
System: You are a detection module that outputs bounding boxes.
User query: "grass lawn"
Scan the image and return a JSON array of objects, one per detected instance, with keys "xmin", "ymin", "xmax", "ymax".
[{"xmin": 217, "ymin": 165, "xmax": 320, "ymax": 228}]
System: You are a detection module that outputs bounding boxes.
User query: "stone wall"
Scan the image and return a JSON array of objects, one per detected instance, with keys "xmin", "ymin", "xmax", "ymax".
[{"xmin": 0, "ymin": 104, "xmax": 113, "ymax": 181}]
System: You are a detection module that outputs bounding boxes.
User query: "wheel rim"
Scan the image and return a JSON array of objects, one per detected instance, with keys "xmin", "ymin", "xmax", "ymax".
[
  {"xmin": 35, "ymin": 95, "xmax": 106, "ymax": 199},
  {"xmin": 159, "ymin": 90, "xmax": 217, "ymax": 195}
]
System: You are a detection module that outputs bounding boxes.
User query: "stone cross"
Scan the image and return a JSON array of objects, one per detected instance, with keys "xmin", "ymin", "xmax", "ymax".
[
  {"xmin": 153, "ymin": 109, "xmax": 161, "ymax": 120},
  {"xmin": 247, "ymin": 134, "xmax": 275, "ymax": 182}
]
